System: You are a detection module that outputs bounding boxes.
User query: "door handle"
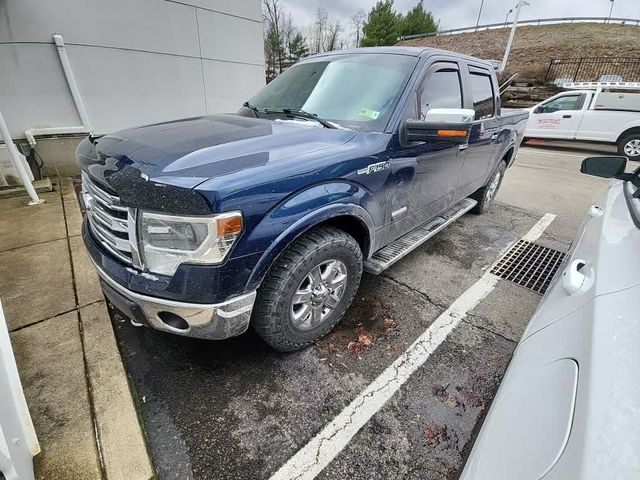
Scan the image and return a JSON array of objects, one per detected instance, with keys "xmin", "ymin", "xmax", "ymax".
[
  {"xmin": 562, "ymin": 114, "xmax": 572, "ymax": 118},
  {"xmin": 562, "ymin": 259, "xmax": 588, "ymax": 295}
]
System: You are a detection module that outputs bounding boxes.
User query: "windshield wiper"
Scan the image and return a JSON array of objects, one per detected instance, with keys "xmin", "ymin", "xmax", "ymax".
[
  {"xmin": 242, "ymin": 101, "xmax": 261, "ymax": 118},
  {"xmin": 264, "ymin": 108, "xmax": 338, "ymax": 129}
]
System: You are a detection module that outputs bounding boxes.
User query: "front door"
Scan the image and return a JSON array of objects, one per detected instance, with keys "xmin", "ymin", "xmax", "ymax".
[
  {"xmin": 458, "ymin": 65, "xmax": 499, "ymax": 196},
  {"xmin": 383, "ymin": 61, "xmax": 467, "ymax": 244},
  {"xmin": 526, "ymin": 93, "xmax": 586, "ymax": 139}
]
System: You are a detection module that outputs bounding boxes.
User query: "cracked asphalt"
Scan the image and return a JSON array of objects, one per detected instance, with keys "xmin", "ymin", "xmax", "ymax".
[{"xmin": 110, "ymin": 146, "xmax": 613, "ymax": 479}]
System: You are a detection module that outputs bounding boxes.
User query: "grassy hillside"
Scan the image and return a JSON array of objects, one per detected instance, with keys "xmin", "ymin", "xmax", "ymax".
[{"xmin": 397, "ymin": 22, "xmax": 640, "ymax": 80}]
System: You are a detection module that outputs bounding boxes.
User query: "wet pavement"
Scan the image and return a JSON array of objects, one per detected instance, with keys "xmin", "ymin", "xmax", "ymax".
[{"xmin": 109, "ymin": 147, "xmax": 613, "ymax": 479}]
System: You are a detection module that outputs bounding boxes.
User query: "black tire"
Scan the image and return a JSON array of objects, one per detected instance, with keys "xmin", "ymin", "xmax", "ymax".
[
  {"xmin": 470, "ymin": 161, "xmax": 506, "ymax": 214},
  {"xmin": 252, "ymin": 226, "xmax": 363, "ymax": 352},
  {"xmin": 617, "ymin": 133, "xmax": 640, "ymax": 162}
]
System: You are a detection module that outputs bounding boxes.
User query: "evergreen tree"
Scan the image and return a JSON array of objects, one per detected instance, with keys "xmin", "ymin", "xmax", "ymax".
[
  {"xmin": 288, "ymin": 33, "xmax": 309, "ymax": 65},
  {"xmin": 400, "ymin": 1, "xmax": 437, "ymax": 37},
  {"xmin": 361, "ymin": 0, "xmax": 401, "ymax": 47},
  {"xmin": 264, "ymin": 22, "xmax": 285, "ymax": 81}
]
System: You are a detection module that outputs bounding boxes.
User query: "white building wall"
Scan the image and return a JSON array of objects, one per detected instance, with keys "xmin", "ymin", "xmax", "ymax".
[{"xmin": 0, "ymin": 0, "xmax": 265, "ymax": 139}]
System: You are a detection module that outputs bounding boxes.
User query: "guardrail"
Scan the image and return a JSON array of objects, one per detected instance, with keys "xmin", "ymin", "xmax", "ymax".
[
  {"xmin": 398, "ymin": 16, "xmax": 640, "ymax": 41},
  {"xmin": 544, "ymin": 57, "xmax": 640, "ymax": 84}
]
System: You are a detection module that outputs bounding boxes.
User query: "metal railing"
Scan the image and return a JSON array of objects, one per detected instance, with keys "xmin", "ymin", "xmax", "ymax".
[
  {"xmin": 398, "ymin": 16, "xmax": 640, "ymax": 41},
  {"xmin": 544, "ymin": 57, "xmax": 640, "ymax": 84}
]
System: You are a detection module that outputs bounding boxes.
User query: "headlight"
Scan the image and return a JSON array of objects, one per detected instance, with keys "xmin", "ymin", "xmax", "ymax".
[{"xmin": 140, "ymin": 211, "xmax": 243, "ymax": 275}]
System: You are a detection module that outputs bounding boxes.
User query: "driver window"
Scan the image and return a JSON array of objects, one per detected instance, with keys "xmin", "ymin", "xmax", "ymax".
[
  {"xmin": 417, "ymin": 68, "xmax": 463, "ymax": 119},
  {"xmin": 539, "ymin": 95, "xmax": 584, "ymax": 113}
]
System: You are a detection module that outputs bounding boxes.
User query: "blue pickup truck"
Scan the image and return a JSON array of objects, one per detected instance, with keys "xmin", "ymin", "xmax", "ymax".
[{"xmin": 78, "ymin": 47, "xmax": 528, "ymax": 351}]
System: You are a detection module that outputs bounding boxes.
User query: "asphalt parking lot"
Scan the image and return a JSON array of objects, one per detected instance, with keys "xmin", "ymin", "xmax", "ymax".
[{"xmin": 110, "ymin": 146, "xmax": 614, "ymax": 480}]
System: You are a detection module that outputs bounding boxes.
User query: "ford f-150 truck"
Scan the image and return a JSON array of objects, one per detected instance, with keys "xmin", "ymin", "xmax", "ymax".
[{"xmin": 77, "ymin": 47, "xmax": 529, "ymax": 351}]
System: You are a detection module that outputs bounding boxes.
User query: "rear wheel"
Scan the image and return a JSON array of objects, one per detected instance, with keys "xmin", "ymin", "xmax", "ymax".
[
  {"xmin": 252, "ymin": 226, "xmax": 363, "ymax": 352},
  {"xmin": 470, "ymin": 161, "xmax": 506, "ymax": 214},
  {"xmin": 618, "ymin": 133, "xmax": 640, "ymax": 161}
]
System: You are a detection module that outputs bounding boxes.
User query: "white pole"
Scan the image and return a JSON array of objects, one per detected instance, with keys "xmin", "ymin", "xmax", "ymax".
[
  {"xmin": 607, "ymin": 0, "xmax": 615, "ymax": 22},
  {"xmin": 0, "ymin": 109, "xmax": 43, "ymax": 205},
  {"xmin": 475, "ymin": 0, "xmax": 485, "ymax": 31},
  {"xmin": 500, "ymin": 0, "xmax": 525, "ymax": 72}
]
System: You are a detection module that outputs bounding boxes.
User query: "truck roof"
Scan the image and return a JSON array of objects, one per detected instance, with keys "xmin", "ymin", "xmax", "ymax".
[{"xmin": 306, "ymin": 46, "xmax": 495, "ymax": 68}]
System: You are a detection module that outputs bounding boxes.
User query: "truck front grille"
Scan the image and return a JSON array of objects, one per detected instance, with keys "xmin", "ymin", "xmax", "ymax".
[{"xmin": 81, "ymin": 172, "xmax": 136, "ymax": 266}]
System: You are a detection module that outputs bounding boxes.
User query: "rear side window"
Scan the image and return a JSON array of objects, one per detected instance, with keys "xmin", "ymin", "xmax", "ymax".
[
  {"xmin": 469, "ymin": 72, "xmax": 495, "ymax": 120},
  {"xmin": 418, "ymin": 69, "xmax": 463, "ymax": 119}
]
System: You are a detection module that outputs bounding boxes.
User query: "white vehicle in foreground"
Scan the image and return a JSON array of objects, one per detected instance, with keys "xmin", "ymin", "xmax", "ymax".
[
  {"xmin": 460, "ymin": 156, "xmax": 640, "ymax": 480},
  {"xmin": 524, "ymin": 82, "xmax": 640, "ymax": 161}
]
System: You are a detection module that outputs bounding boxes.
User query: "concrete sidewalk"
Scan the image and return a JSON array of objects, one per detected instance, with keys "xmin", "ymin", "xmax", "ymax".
[{"xmin": 0, "ymin": 178, "xmax": 154, "ymax": 480}]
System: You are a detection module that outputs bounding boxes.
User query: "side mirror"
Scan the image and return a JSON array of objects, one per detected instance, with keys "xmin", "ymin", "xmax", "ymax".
[
  {"xmin": 533, "ymin": 106, "xmax": 543, "ymax": 114},
  {"xmin": 580, "ymin": 156, "xmax": 627, "ymax": 178},
  {"xmin": 403, "ymin": 108, "xmax": 474, "ymax": 145}
]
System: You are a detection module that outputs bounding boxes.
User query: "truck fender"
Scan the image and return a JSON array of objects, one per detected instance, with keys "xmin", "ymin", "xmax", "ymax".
[
  {"xmin": 616, "ymin": 125, "xmax": 640, "ymax": 144},
  {"xmin": 244, "ymin": 182, "xmax": 377, "ymax": 292},
  {"xmin": 500, "ymin": 142, "xmax": 517, "ymax": 167}
]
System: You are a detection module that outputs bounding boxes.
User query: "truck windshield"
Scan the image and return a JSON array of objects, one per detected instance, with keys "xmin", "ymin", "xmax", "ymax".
[{"xmin": 248, "ymin": 54, "xmax": 418, "ymax": 132}]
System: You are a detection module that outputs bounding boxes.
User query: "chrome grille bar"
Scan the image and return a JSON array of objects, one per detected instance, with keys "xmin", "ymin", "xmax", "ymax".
[
  {"xmin": 91, "ymin": 202, "xmax": 128, "ymax": 233},
  {"xmin": 81, "ymin": 172, "xmax": 137, "ymax": 266},
  {"xmin": 81, "ymin": 173, "xmax": 126, "ymax": 209}
]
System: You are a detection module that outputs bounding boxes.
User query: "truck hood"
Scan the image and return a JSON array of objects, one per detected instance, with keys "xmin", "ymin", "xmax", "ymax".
[{"xmin": 78, "ymin": 114, "xmax": 358, "ymax": 190}]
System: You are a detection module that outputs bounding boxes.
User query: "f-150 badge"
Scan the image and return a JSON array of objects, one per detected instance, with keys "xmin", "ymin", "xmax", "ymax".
[{"xmin": 358, "ymin": 161, "xmax": 390, "ymax": 175}]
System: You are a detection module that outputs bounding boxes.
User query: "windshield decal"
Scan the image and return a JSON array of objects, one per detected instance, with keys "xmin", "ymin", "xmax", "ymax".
[{"xmin": 358, "ymin": 108, "xmax": 381, "ymax": 120}]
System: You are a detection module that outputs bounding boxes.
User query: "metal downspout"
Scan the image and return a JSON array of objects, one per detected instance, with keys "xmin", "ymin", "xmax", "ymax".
[
  {"xmin": 52, "ymin": 34, "xmax": 91, "ymax": 128},
  {"xmin": 24, "ymin": 34, "xmax": 91, "ymax": 148}
]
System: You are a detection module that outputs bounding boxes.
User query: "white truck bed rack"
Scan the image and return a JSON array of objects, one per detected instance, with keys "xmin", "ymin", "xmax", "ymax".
[{"xmin": 562, "ymin": 81, "xmax": 640, "ymax": 91}]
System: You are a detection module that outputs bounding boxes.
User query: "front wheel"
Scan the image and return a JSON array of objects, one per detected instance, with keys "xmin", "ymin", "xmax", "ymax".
[
  {"xmin": 618, "ymin": 133, "xmax": 640, "ymax": 162},
  {"xmin": 252, "ymin": 226, "xmax": 363, "ymax": 352},
  {"xmin": 470, "ymin": 161, "xmax": 506, "ymax": 214}
]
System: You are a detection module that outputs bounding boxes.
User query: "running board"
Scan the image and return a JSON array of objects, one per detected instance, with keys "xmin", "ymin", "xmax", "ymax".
[{"xmin": 364, "ymin": 198, "xmax": 477, "ymax": 275}]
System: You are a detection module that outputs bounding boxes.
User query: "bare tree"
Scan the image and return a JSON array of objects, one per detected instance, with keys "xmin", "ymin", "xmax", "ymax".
[
  {"xmin": 311, "ymin": 7, "xmax": 328, "ymax": 54},
  {"xmin": 262, "ymin": 0, "xmax": 311, "ymax": 80},
  {"xmin": 282, "ymin": 12, "xmax": 295, "ymax": 52},
  {"xmin": 325, "ymin": 20, "xmax": 343, "ymax": 52},
  {"xmin": 351, "ymin": 9, "xmax": 366, "ymax": 47}
]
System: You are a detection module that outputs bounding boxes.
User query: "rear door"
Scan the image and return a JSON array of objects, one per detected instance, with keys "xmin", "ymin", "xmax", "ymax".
[
  {"xmin": 457, "ymin": 65, "xmax": 500, "ymax": 196},
  {"xmin": 526, "ymin": 93, "xmax": 587, "ymax": 139}
]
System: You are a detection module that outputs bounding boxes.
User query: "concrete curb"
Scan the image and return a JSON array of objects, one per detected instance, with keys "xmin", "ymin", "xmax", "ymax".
[
  {"xmin": 81, "ymin": 302, "xmax": 155, "ymax": 480},
  {"xmin": 61, "ymin": 178, "xmax": 155, "ymax": 480},
  {"xmin": 3, "ymin": 177, "xmax": 154, "ymax": 478}
]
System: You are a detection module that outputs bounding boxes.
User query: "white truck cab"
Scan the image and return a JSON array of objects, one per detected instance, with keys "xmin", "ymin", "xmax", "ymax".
[{"xmin": 525, "ymin": 82, "xmax": 640, "ymax": 160}]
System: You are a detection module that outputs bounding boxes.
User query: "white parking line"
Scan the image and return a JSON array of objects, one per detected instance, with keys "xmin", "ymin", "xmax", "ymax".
[
  {"xmin": 270, "ymin": 214, "xmax": 556, "ymax": 480},
  {"xmin": 522, "ymin": 213, "xmax": 556, "ymax": 242}
]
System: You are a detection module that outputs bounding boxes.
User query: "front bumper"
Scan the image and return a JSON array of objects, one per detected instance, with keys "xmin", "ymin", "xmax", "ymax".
[{"xmin": 93, "ymin": 261, "xmax": 257, "ymax": 340}]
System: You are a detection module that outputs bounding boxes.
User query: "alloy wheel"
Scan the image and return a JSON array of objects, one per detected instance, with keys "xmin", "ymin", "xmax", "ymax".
[
  {"xmin": 624, "ymin": 139, "xmax": 640, "ymax": 157},
  {"xmin": 485, "ymin": 170, "xmax": 502, "ymax": 203},
  {"xmin": 290, "ymin": 259, "xmax": 348, "ymax": 331}
]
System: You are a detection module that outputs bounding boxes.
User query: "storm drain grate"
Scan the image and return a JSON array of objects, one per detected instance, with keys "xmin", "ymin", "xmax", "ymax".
[{"xmin": 490, "ymin": 240, "xmax": 566, "ymax": 294}]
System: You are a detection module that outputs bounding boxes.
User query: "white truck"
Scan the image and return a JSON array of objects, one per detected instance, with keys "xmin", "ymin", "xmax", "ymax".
[{"xmin": 524, "ymin": 82, "xmax": 640, "ymax": 161}]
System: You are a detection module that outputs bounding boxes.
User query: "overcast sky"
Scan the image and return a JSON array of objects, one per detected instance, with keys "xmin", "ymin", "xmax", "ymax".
[{"xmin": 279, "ymin": 0, "xmax": 639, "ymax": 36}]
